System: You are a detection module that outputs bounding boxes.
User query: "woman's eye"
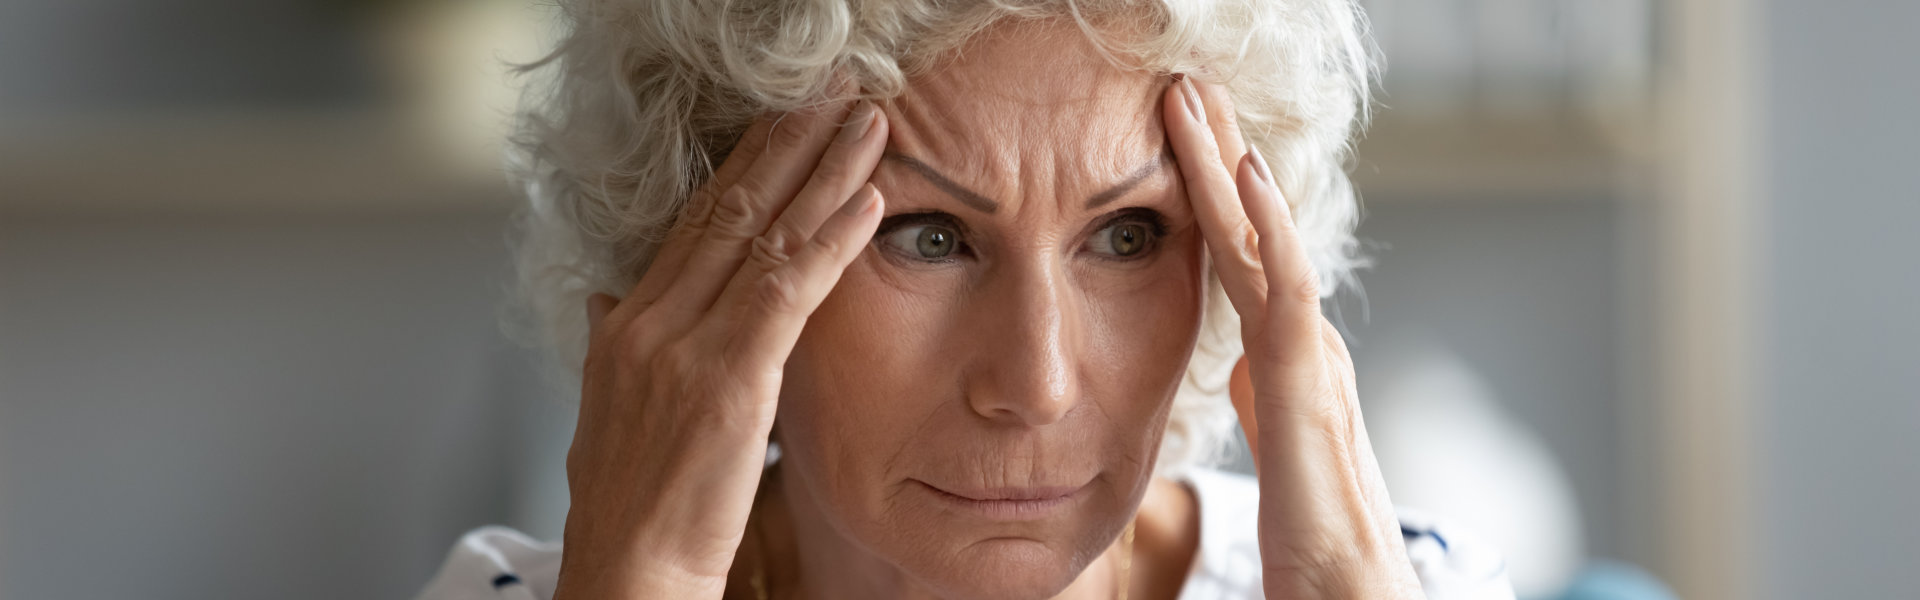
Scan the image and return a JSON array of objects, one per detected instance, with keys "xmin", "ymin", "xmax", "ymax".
[
  {"xmin": 880, "ymin": 223, "xmax": 963, "ymax": 260},
  {"xmin": 1087, "ymin": 220, "xmax": 1155, "ymax": 258}
]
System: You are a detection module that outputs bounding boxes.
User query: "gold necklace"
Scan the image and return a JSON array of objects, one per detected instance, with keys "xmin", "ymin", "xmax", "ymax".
[{"xmin": 746, "ymin": 490, "xmax": 1138, "ymax": 600}]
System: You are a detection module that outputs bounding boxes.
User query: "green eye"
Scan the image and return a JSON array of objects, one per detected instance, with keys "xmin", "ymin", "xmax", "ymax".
[
  {"xmin": 880, "ymin": 223, "xmax": 963, "ymax": 260},
  {"xmin": 916, "ymin": 226, "xmax": 957, "ymax": 258},
  {"xmin": 1110, "ymin": 223, "xmax": 1147, "ymax": 256},
  {"xmin": 1089, "ymin": 220, "xmax": 1154, "ymax": 257}
]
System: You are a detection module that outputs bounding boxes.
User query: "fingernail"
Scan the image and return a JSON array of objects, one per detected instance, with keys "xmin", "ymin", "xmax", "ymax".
[
  {"xmin": 1181, "ymin": 78, "xmax": 1207, "ymax": 125},
  {"xmin": 1250, "ymin": 145, "xmax": 1274, "ymax": 185},
  {"xmin": 840, "ymin": 183, "xmax": 878, "ymax": 216},
  {"xmin": 838, "ymin": 100, "xmax": 877, "ymax": 144},
  {"xmin": 1171, "ymin": 72, "xmax": 1186, "ymax": 82}
]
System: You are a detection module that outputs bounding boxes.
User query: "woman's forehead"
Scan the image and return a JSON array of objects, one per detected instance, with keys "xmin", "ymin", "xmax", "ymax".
[{"xmin": 879, "ymin": 24, "xmax": 1167, "ymax": 200}]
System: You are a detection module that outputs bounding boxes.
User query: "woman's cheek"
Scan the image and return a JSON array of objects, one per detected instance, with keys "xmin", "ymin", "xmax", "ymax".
[
  {"xmin": 784, "ymin": 253, "xmax": 957, "ymax": 462},
  {"xmin": 1078, "ymin": 237, "xmax": 1207, "ymax": 419}
]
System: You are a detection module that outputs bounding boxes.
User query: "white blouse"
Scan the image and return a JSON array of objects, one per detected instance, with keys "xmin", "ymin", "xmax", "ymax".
[{"xmin": 414, "ymin": 468, "xmax": 1514, "ymax": 599}]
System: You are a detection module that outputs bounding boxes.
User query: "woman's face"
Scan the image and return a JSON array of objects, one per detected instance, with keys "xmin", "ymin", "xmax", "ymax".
[{"xmin": 777, "ymin": 22, "xmax": 1206, "ymax": 598}]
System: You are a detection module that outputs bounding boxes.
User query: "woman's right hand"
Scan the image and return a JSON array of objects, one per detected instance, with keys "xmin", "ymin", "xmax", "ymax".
[{"xmin": 552, "ymin": 97, "xmax": 889, "ymax": 600}]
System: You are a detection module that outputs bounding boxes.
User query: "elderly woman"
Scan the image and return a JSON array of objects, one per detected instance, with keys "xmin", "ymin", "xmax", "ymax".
[{"xmin": 418, "ymin": 1, "xmax": 1512, "ymax": 598}]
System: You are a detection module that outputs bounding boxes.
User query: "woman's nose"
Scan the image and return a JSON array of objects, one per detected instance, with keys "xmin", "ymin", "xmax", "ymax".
[{"xmin": 963, "ymin": 258, "xmax": 1082, "ymax": 426}]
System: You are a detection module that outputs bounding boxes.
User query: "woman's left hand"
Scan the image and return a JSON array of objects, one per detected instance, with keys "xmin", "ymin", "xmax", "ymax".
[{"xmin": 1162, "ymin": 76, "xmax": 1425, "ymax": 598}]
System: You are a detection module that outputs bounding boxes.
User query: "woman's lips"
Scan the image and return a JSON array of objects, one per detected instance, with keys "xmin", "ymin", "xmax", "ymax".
[{"xmin": 913, "ymin": 479, "xmax": 1088, "ymax": 519}]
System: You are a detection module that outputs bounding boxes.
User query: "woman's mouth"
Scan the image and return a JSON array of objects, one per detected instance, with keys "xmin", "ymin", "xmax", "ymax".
[{"xmin": 912, "ymin": 479, "xmax": 1089, "ymax": 520}]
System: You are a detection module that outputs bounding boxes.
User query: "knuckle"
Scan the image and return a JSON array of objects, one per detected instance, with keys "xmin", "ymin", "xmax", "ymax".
[
  {"xmin": 754, "ymin": 269, "xmax": 806, "ymax": 315},
  {"xmin": 808, "ymin": 224, "xmax": 853, "ymax": 258},
  {"xmin": 710, "ymin": 185, "xmax": 764, "ymax": 237},
  {"xmin": 606, "ymin": 314, "xmax": 645, "ymax": 346},
  {"xmin": 623, "ymin": 311, "xmax": 677, "ymax": 349},
  {"xmin": 748, "ymin": 227, "xmax": 800, "ymax": 271},
  {"xmin": 683, "ymin": 186, "xmax": 719, "ymax": 223},
  {"xmin": 648, "ymin": 339, "xmax": 700, "ymax": 383},
  {"xmin": 766, "ymin": 222, "xmax": 808, "ymax": 256},
  {"xmin": 663, "ymin": 216, "xmax": 703, "ymax": 246},
  {"xmin": 586, "ymin": 321, "xmax": 635, "ymax": 361},
  {"xmin": 1215, "ymin": 104, "xmax": 1242, "ymax": 133},
  {"xmin": 1291, "ymin": 268, "xmax": 1324, "ymax": 304}
]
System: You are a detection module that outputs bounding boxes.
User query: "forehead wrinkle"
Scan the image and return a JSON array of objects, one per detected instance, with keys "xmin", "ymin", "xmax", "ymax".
[
  {"xmin": 881, "ymin": 25, "xmax": 1169, "ymax": 220},
  {"xmin": 882, "ymin": 109, "xmax": 1171, "ymax": 220},
  {"xmin": 882, "ymin": 94, "xmax": 1024, "ymax": 213},
  {"xmin": 883, "ymin": 151, "xmax": 999, "ymax": 214},
  {"xmin": 1037, "ymin": 77, "xmax": 1167, "ymax": 205},
  {"xmin": 886, "ymin": 82, "xmax": 1011, "ymax": 170},
  {"xmin": 1084, "ymin": 144, "xmax": 1172, "ymax": 209}
]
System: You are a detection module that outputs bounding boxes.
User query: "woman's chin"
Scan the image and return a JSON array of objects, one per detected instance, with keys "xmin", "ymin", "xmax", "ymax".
[{"xmin": 904, "ymin": 538, "xmax": 1089, "ymax": 600}]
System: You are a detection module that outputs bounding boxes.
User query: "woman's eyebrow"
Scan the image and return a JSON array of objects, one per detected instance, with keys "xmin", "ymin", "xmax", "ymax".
[
  {"xmin": 882, "ymin": 151, "xmax": 998, "ymax": 214},
  {"xmin": 882, "ymin": 146, "xmax": 1172, "ymax": 214},
  {"xmin": 1085, "ymin": 145, "xmax": 1172, "ymax": 210}
]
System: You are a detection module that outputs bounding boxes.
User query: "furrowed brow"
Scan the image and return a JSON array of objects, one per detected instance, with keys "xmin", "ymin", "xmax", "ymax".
[
  {"xmin": 1085, "ymin": 144, "xmax": 1172, "ymax": 210},
  {"xmin": 883, "ymin": 151, "xmax": 998, "ymax": 214},
  {"xmin": 884, "ymin": 144, "xmax": 1172, "ymax": 213}
]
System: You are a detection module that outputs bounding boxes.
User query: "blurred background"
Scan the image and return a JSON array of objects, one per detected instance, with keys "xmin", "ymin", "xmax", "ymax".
[{"xmin": 0, "ymin": 1, "xmax": 1913, "ymax": 599}]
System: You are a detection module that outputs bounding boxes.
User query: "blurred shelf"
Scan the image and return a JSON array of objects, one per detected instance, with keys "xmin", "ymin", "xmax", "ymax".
[
  {"xmin": 2, "ymin": 109, "xmax": 1647, "ymax": 215},
  {"xmin": 0, "ymin": 111, "xmax": 518, "ymax": 216},
  {"xmin": 1350, "ymin": 112, "xmax": 1649, "ymax": 204}
]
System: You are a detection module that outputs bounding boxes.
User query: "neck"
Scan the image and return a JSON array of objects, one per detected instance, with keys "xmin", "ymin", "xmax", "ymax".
[{"xmin": 740, "ymin": 466, "xmax": 1146, "ymax": 600}]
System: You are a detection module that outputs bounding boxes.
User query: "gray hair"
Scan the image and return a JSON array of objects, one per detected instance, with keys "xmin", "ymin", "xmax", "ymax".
[{"xmin": 505, "ymin": 0, "xmax": 1376, "ymax": 473}]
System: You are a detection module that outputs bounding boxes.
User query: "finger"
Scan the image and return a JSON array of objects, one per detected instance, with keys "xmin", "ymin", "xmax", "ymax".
[
  {"xmin": 695, "ymin": 75, "xmax": 858, "ymax": 238},
  {"xmin": 689, "ymin": 113, "xmax": 786, "ymax": 234},
  {"xmin": 619, "ymin": 115, "xmax": 785, "ymax": 315},
  {"xmin": 767, "ymin": 101, "xmax": 886, "ymax": 254},
  {"xmin": 671, "ymin": 76, "xmax": 856, "ymax": 248},
  {"xmin": 725, "ymin": 184, "xmax": 884, "ymax": 366},
  {"xmin": 1192, "ymin": 80, "xmax": 1249, "ymax": 189},
  {"xmin": 709, "ymin": 112, "xmax": 788, "ymax": 197},
  {"xmin": 1235, "ymin": 146, "xmax": 1327, "ymax": 389},
  {"xmin": 651, "ymin": 99, "xmax": 861, "ymax": 321},
  {"xmin": 717, "ymin": 101, "xmax": 886, "ymax": 309},
  {"xmin": 1164, "ymin": 76, "xmax": 1270, "ymax": 321}
]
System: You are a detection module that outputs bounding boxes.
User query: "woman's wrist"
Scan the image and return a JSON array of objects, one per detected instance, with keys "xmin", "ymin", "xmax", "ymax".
[
  {"xmin": 1261, "ymin": 566, "xmax": 1423, "ymax": 600},
  {"xmin": 555, "ymin": 479, "xmax": 751, "ymax": 600},
  {"xmin": 553, "ymin": 540, "xmax": 731, "ymax": 600}
]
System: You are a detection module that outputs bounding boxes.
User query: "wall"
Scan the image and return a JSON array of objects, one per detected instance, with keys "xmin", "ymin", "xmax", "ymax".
[
  {"xmin": 0, "ymin": 213, "xmax": 572, "ymax": 600},
  {"xmin": 1755, "ymin": 1, "xmax": 1920, "ymax": 597},
  {"xmin": 1348, "ymin": 197, "xmax": 1623, "ymax": 560}
]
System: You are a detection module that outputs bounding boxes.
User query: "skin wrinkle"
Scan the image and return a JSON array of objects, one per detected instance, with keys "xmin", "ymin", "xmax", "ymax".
[
  {"xmin": 883, "ymin": 146, "xmax": 1173, "ymax": 214},
  {"xmin": 883, "ymin": 151, "xmax": 1000, "ymax": 213},
  {"xmin": 1083, "ymin": 148, "xmax": 1172, "ymax": 210},
  {"xmin": 763, "ymin": 20, "xmax": 1207, "ymax": 600}
]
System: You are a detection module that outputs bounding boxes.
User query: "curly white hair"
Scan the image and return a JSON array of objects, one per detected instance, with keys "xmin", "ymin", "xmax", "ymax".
[{"xmin": 504, "ymin": 0, "xmax": 1376, "ymax": 473}]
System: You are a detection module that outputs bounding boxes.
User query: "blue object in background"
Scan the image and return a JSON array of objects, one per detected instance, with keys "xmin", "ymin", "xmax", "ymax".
[{"xmin": 1549, "ymin": 560, "xmax": 1679, "ymax": 600}]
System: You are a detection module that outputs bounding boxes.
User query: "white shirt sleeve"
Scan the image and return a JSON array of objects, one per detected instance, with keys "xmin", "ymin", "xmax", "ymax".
[
  {"xmin": 412, "ymin": 526, "xmax": 562, "ymax": 600},
  {"xmin": 1178, "ymin": 467, "xmax": 1517, "ymax": 600}
]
